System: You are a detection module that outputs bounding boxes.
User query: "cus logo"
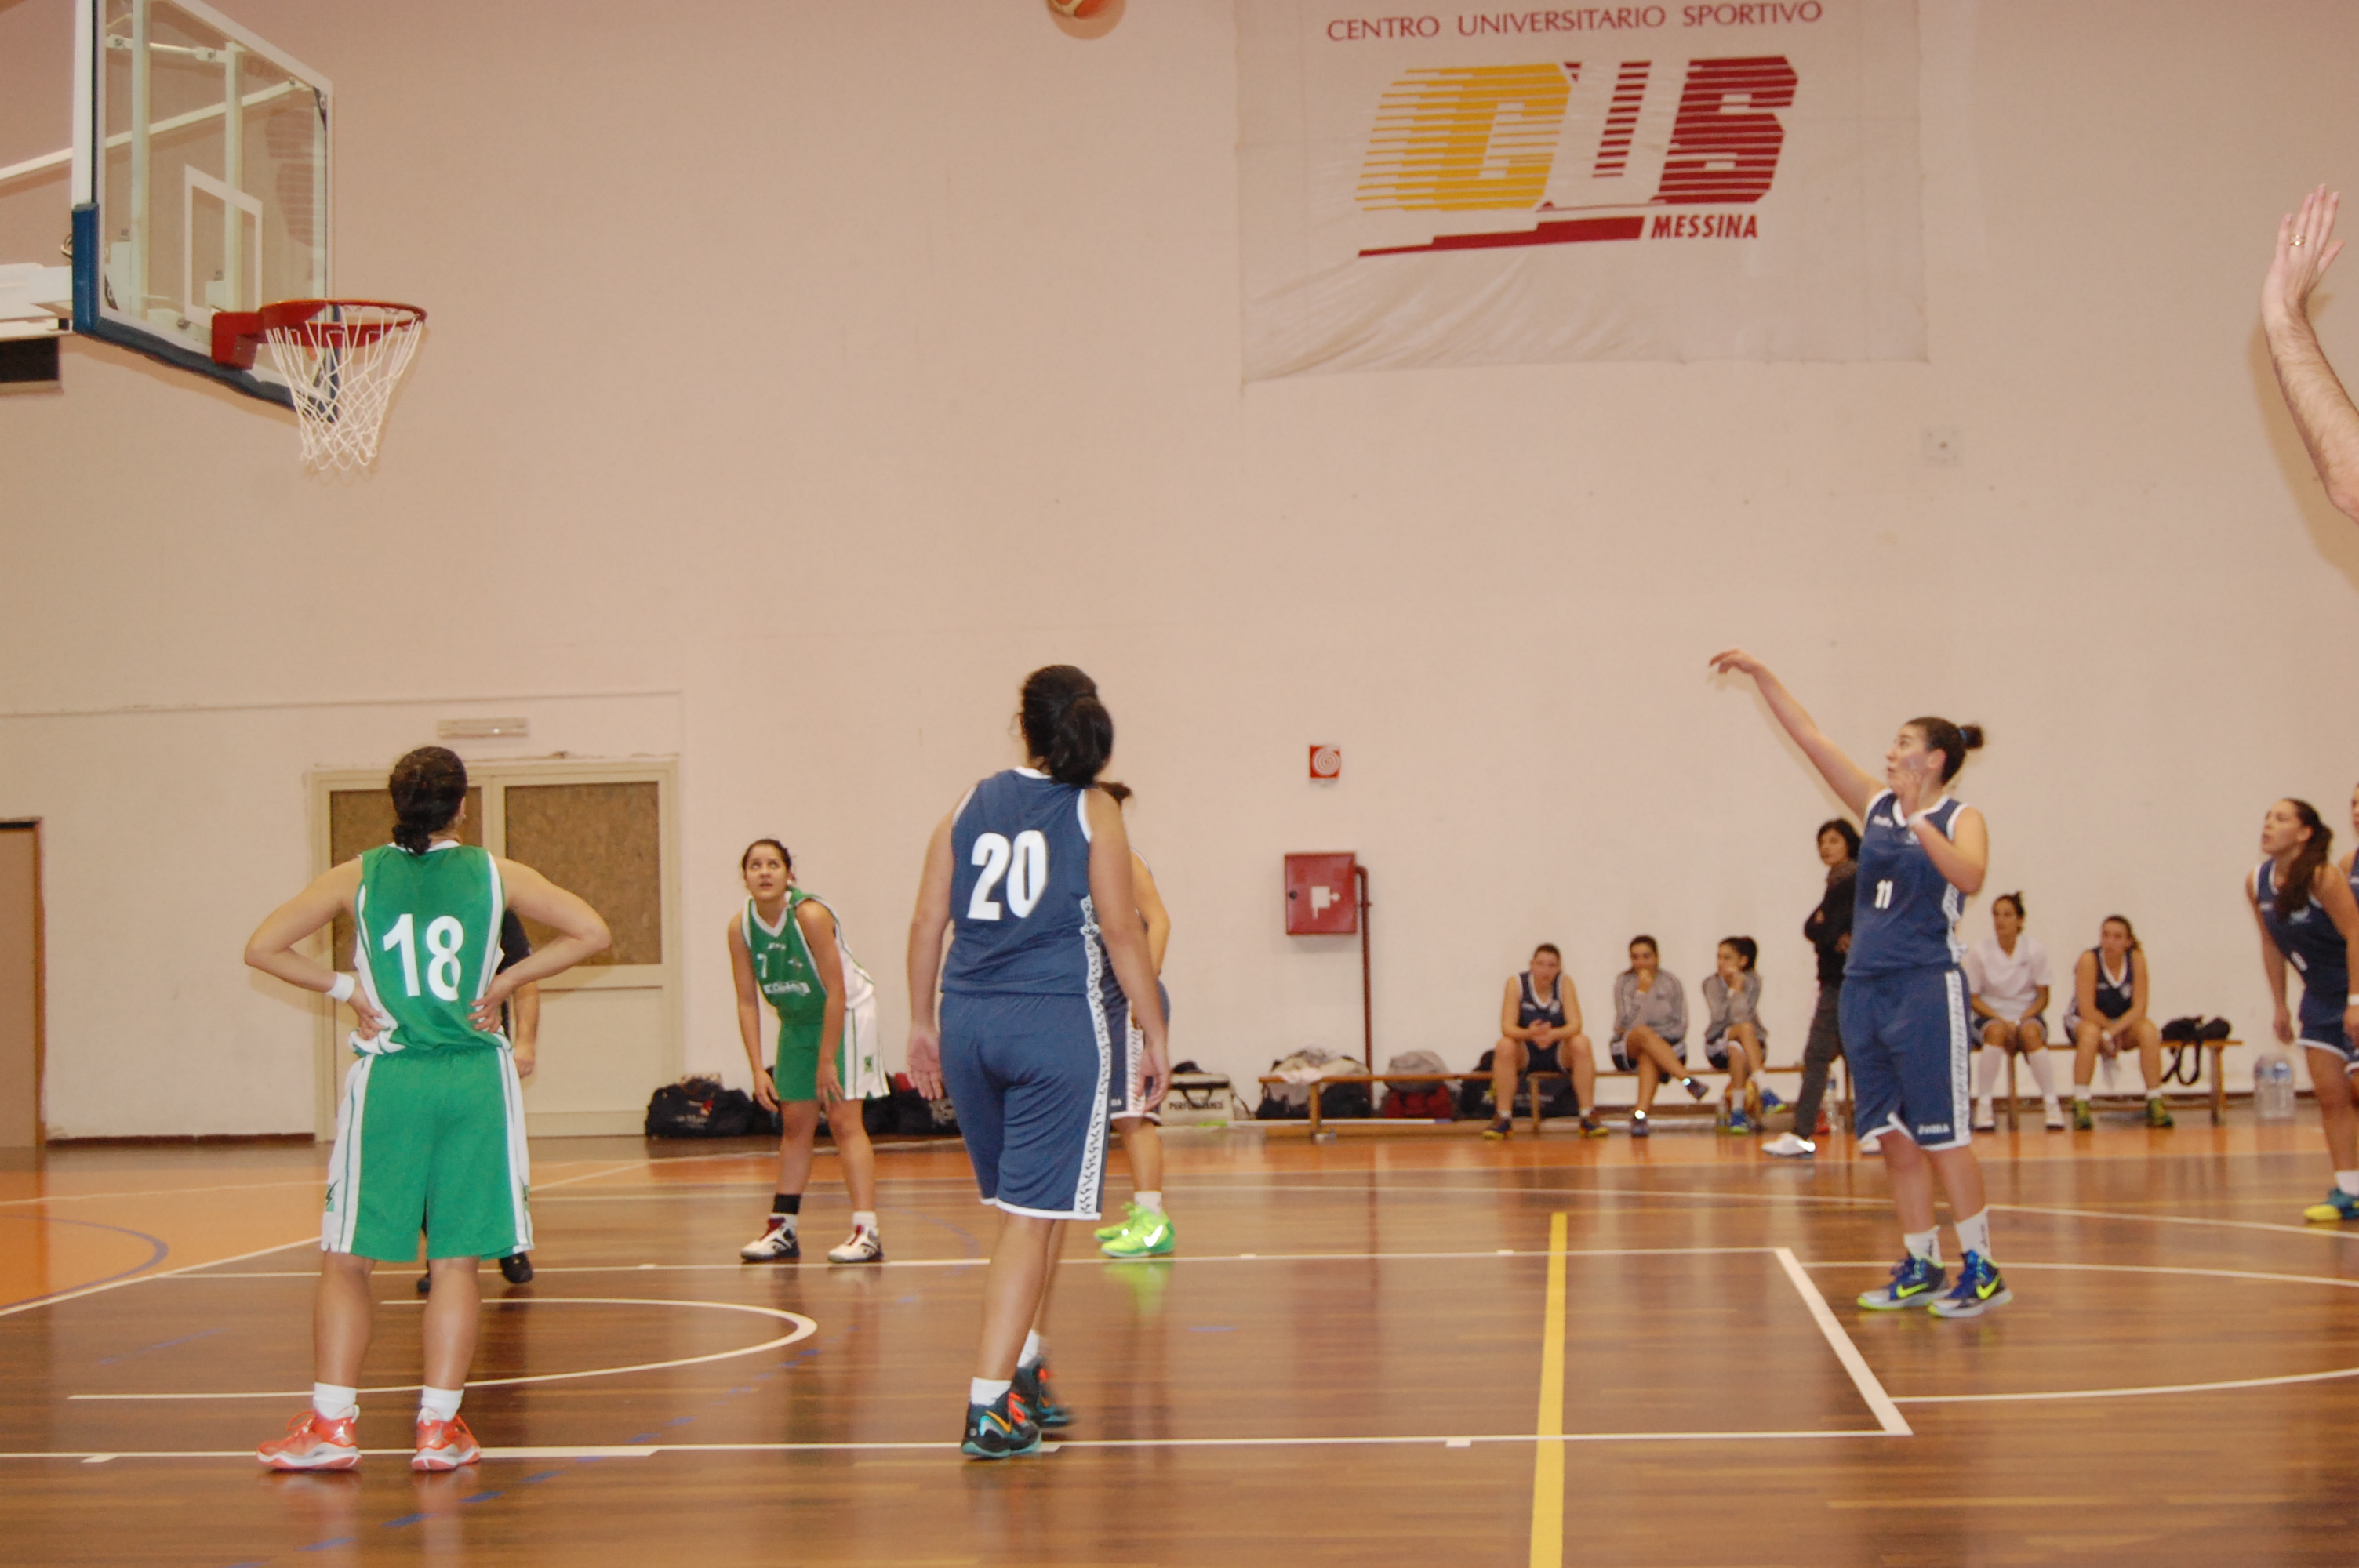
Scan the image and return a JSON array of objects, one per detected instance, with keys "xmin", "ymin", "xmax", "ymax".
[{"xmin": 1355, "ymin": 56, "xmax": 1795, "ymax": 254}]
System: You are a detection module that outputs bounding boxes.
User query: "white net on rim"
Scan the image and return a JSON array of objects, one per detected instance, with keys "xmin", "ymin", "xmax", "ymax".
[{"xmin": 257, "ymin": 301, "xmax": 427, "ymax": 472}]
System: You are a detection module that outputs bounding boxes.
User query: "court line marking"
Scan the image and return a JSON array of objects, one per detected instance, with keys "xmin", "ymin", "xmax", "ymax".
[
  {"xmin": 1772, "ymin": 1247, "xmax": 1911, "ymax": 1436},
  {"xmin": 0, "ymin": 1159, "xmax": 653, "ymax": 1320},
  {"xmin": 0, "ymin": 1430, "xmax": 1897, "ymax": 1464},
  {"xmin": 70, "ymin": 1298, "xmax": 816, "ymax": 1401},
  {"xmin": 1529, "ymin": 1212, "xmax": 1568, "ymax": 1568},
  {"xmin": 0, "ymin": 1156, "xmax": 652, "ymax": 1211},
  {"xmin": 163, "ymin": 1244, "xmax": 1772, "ymax": 1280}
]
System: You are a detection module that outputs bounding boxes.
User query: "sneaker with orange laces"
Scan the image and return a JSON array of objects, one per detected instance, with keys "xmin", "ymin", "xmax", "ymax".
[
  {"xmin": 257, "ymin": 1410, "xmax": 359, "ymax": 1471},
  {"xmin": 412, "ymin": 1414, "xmax": 481, "ymax": 1472}
]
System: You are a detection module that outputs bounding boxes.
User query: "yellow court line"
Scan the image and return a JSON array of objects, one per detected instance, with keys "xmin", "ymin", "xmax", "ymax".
[{"xmin": 1530, "ymin": 1211, "xmax": 1567, "ymax": 1568}]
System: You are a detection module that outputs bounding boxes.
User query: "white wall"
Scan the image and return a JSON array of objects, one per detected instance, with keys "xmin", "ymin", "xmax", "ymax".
[{"xmin": 6, "ymin": 0, "xmax": 2359, "ymax": 1134}]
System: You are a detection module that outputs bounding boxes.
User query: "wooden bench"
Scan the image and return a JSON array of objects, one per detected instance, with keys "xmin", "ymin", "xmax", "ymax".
[
  {"xmin": 1998, "ymin": 1039, "xmax": 2240, "ymax": 1129},
  {"xmin": 1257, "ymin": 1064, "xmax": 1851, "ymax": 1137}
]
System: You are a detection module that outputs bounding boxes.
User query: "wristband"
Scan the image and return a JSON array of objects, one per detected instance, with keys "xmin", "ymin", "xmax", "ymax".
[
  {"xmin": 327, "ymin": 973, "xmax": 356, "ymax": 1004},
  {"xmin": 2346, "ymin": 995, "xmax": 2359, "ymax": 1008}
]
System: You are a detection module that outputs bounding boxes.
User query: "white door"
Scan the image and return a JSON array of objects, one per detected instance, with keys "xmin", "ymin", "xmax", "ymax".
[{"xmin": 310, "ymin": 761, "xmax": 681, "ymax": 1137}]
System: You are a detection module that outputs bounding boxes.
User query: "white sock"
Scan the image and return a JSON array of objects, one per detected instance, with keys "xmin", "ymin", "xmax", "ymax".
[
  {"xmin": 970, "ymin": 1377, "xmax": 1012, "ymax": 1407},
  {"xmin": 1018, "ymin": 1330, "xmax": 1045, "ymax": 1370},
  {"xmin": 311, "ymin": 1382, "xmax": 358, "ymax": 1422},
  {"xmin": 2025, "ymin": 1051, "xmax": 2059, "ymax": 1098},
  {"xmin": 1903, "ymin": 1228, "xmax": 1940, "ymax": 1265},
  {"xmin": 852, "ymin": 1210, "xmax": 878, "ymax": 1234},
  {"xmin": 2072, "ymin": 1082, "xmax": 2092, "ymax": 1101},
  {"xmin": 418, "ymin": 1385, "xmax": 463, "ymax": 1424},
  {"xmin": 1134, "ymin": 1190, "xmax": 1165, "ymax": 1215},
  {"xmin": 2147, "ymin": 1090, "xmax": 2165, "ymax": 1103},
  {"xmin": 1955, "ymin": 1209, "xmax": 1994, "ymax": 1263},
  {"xmin": 2338, "ymin": 1171, "xmax": 2359, "ymax": 1198},
  {"xmin": 1976, "ymin": 1049, "xmax": 2006, "ymax": 1098}
]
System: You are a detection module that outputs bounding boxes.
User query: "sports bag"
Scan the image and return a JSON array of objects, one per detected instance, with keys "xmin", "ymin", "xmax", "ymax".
[{"xmin": 644, "ymin": 1076, "xmax": 760, "ymax": 1138}]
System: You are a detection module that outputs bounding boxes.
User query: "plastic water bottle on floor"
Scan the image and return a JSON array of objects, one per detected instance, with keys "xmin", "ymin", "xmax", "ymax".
[{"xmin": 2255, "ymin": 1055, "xmax": 2298, "ymax": 1123}]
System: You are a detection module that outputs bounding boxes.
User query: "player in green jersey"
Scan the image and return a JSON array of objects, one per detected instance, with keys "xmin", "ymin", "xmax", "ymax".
[
  {"xmin": 732, "ymin": 839, "xmax": 889, "ymax": 1264},
  {"xmin": 244, "ymin": 747, "xmax": 609, "ymax": 1472}
]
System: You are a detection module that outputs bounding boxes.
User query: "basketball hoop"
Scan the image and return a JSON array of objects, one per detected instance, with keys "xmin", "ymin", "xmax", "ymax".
[{"xmin": 210, "ymin": 299, "xmax": 427, "ymax": 471}]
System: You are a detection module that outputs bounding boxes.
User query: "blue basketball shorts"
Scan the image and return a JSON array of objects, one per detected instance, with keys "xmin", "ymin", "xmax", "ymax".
[
  {"xmin": 1105, "ymin": 982, "xmax": 1171, "ymax": 1123},
  {"xmin": 2295, "ymin": 993, "xmax": 2357, "ymax": 1068},
  {"xmin": 940, "ymin": 990, "xmax": 1113, "ymax": 1221},
  {"xmin": 1838, "ymin": 967, "xmax": 1972, "ymax": 1152}
]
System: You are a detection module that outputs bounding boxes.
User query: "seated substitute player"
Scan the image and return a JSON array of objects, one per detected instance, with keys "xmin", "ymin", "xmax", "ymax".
[
  {"xmin": 1612, "ymin": 935, "xmax": 1708, "ymax": 1138},
  {"xmin": 244, "ymin": 747, "xmax": 609, "ymax": 1470},
  {"xmin": 732, "ymin": 838, "xmax": 889, "ymax": 1265},
  {"xmin": 1094, "ymin": 782, "xmax": 1179, "ymax": 1260},
  {"xmin": 1701, "ymin": 937, "xmax": 1783, "ymax": 1134},
  {"xmin": 1711, "ymin": 649, "xmax": 2009, "ymax": 1319},
  {"xmin": 1963, "ymin": 893, "xmax": 2062, "ymax": 1132},
  {"xmin": 906, "ymin": 666, "xmax": 1167, "ymax": 1458},
  {"xmin": 2064, "ymin": 914, "xmax": 2171, "ymax": 1131},
  {"xmin": 2247, "ymin": 799, "xmax": 2359, "ymax": 1224},
  {"xmin": 1483, "ymin": 942, "xmax": 1606, "ymax": 1140}
]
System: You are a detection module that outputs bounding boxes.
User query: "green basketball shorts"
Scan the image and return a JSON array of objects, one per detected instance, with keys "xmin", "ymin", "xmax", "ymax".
[
  {"xmin": 772, "ymin": 994, "xmax": 888, "ymax": 1104},
  {"xmin": 322, "ymin": 1047, "xmax": 531, "ymax": 1262}
]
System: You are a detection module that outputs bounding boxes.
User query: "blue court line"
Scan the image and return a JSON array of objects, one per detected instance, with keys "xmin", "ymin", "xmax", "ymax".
[
  {"xmin": 97, "ymin": 1327, "xmax": 224, "ymax": 1366},
  {"xmin": 0, "ymin": 1214, "xmax": 171, "ymax": 1312}
]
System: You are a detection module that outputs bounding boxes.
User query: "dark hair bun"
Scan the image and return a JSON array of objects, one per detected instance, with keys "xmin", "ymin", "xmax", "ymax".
[
  {"xmin": 1958, "ymin": 724, "xmax": 1986, "ymax": 751},
  {"xmin": 389, "ymin": 746, "xmax": 468, "ymax": 855},
  {"xmin": 1020, "ymin": 666, "xmax": 1114, "ymax": 788},
  {"xmin": 1100, "ymin": 781, "xmax": 1133, "ymax": 804}
]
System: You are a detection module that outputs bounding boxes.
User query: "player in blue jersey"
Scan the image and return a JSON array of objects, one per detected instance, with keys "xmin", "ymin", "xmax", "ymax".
[
  {"xmin": 1710, "ymin": 650, "xmax": 2008, "ymax": 1319},
  {"xmin": 2250, "ymin": 798, "xmax": 2359, "ymax": 1223},
  {"xmin": 905, "ymin": 666, "xmax": 1169, "ymax": 1458}
]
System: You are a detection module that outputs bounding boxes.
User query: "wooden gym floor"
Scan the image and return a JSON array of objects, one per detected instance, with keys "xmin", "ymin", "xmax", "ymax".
[{"xmin": 5, "ymin": 1116, "xmax": 2359, "ymax": 1566}]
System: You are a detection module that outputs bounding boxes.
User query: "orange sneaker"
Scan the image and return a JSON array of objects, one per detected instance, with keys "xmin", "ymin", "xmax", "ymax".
[
  {"xmin": 257, "ymin": 1410, "xmax": 360, "ymax": 1471},
  {"xmin": 412, "ymin": 1414, "xmax": 481, "ymax": 1472}
]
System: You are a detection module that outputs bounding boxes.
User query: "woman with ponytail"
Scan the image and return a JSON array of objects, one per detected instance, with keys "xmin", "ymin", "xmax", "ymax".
[
  {"xmin": 2248, "ymin": 798, "xmax": 2359, "ymax": 1224},
  {"xmin": 904, "ymin": 666, "xmax": 1168, "ymax": 1458},
  {"xmin": 242, "ymin": 747, "xmax": 610, "ymax": 1472},
  {"xmin": 1710, "ymin": 651, "xmax": 2009, "ymax": 1320}
]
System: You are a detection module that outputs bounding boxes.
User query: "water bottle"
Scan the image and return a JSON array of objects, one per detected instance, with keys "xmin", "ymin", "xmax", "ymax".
[{"xmin": 2256, "ymin": 1054, "xmax": 2298, "ymax": 1123}]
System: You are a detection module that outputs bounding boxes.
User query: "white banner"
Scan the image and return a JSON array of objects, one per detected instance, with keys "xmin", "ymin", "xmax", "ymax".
[{"xmin": 1239, "ymin": 2, "xmax": 1923, "ymax": 377}]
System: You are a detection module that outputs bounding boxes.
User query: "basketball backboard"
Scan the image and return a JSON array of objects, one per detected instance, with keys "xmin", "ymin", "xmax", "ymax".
[{"xmin": 0, "ymin": 0, "xmax": 330, "ymax": 405}]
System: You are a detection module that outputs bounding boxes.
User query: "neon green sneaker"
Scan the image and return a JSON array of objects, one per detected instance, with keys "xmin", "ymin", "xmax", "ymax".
[
  {"xmin": 1094, "ymin": 1201, "xmax": 1143, "ymax": 1243},
  {"xmin": 1100, "ymin": 1207, "xmax": 1176, "ymax": 1258}
]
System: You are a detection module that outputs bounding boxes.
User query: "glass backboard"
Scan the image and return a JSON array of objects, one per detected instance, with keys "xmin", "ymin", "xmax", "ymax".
[{"xmin": 70, "ymin": 0, "xmax": 333, "ymax": 405}]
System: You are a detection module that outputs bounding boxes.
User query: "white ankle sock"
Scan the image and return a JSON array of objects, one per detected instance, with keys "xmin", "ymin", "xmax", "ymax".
[
  {"xmin": 418, "ymin": 1385, "xmax": 463, "ymax": 1424},
  {"xmin": 1955, "ymin": 1209, "xmax": 1994, "ymax": 1262},
  {"xmin": 2072, "ymin": 1083, "xmax": 2092, "ymax": 1101},
  {"xmin": 1134, "ymin": 1190, "xmax": 1164, "ymax": 1215},
  {"xmin": 312, "ymin": 1382, "xmax": 358, "ymax": 1421},
  {"xmin": 2338, "ymin": 1171, "xmax": 2359, "ymax": 1197},
  {"xmin": 1903, "ymin": 1228, "xmax": 1940, "ymax": 1265},
  {"xmin": 2025, "ymin": 1051, "xmax": 2059, "ymax": 1098},
  {"xmin": 970, "ymin": 1377, "xmax": 1012, "ymax": 1406},
  {"xmin": 1018, "ymin": 1330, "xmax": 1045, "ymax": 1370},
  {"xmin": 852, "ymin": 1210, "xmax": 878, "ymax": 1234}
]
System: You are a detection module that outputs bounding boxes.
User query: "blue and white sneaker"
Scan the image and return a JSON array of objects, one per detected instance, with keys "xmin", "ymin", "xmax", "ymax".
[
  {"xmin": 1722, "ymin": 1108, "xmax": 1754, "ymax": 1134},
  {"xmin": 1757, "ymin": 1086, "xmax": 1785, "ymax": 1112},
  {"xmin": 1857, "ymin": 1255, "xmax": 1946, "ymax": 1310},
  {"xmin": 1928, "ymin": 1251, "xmax": 2010, "ymax": 1318}
]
